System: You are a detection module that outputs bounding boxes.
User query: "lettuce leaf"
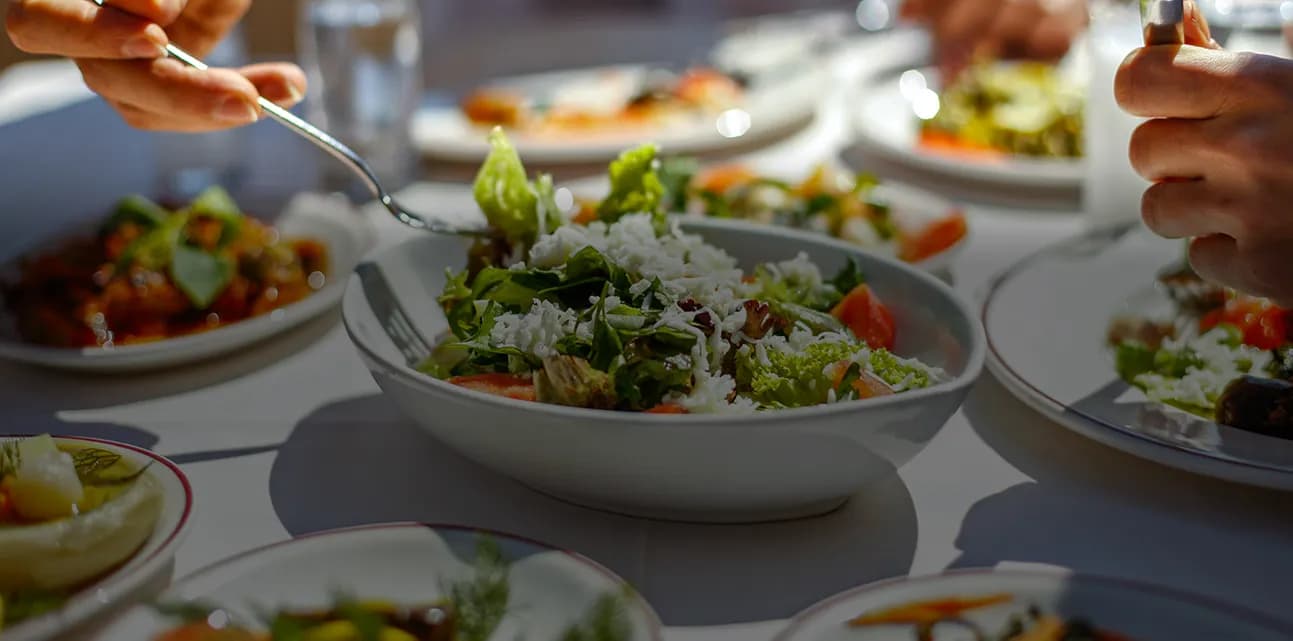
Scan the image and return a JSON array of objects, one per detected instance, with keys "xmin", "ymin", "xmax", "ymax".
[
  {"xmin": 597, "ymin": 144, "xmax": 665, "ymax": 225},
  {"xmin": 472, "ymin": 128, "xmax": 561, "ymax": 246}
]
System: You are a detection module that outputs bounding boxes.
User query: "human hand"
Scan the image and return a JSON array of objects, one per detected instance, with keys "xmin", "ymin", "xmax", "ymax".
[
  {"xmin": 900, "ymin": 0, "xmax": 1088, "ymax": 78},
  {"xmin": 1117, "ymin": 0, "xmax": 1293, "ymax": 307},
  {"xmin": 5, "ymin": 0, "xmax": 306, "ymax": 131}
]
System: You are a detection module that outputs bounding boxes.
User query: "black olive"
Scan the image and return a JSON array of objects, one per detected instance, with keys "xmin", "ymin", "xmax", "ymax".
[{"xmin": 1216, "ymin": 376, "xmax": 1293, "ymax": 439}]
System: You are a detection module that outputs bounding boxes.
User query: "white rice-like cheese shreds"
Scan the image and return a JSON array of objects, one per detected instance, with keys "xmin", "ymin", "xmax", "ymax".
[
  {"xmin": 1136, "ymin": 327, "xmax": 1273, "ymax": 409},
  {"xmin": 489, "ymin": 300, "xmax": 587, "ymax": 359},
  {"xmin": 666, "ymin": 370, "xmax": 758, "ymax": 415}
]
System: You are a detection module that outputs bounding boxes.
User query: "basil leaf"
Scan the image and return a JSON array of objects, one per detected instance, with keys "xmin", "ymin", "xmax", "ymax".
[
  {"xmin": 103, "ymin": 195, "xmax": 168, "ymax": 234},
  {"xmin": 170, "ymin": 244, "xmax": 234, "ymax": 309},
  {"xmin": 187, "ymin": 186, "xmax": 244, "ymax": 248}
]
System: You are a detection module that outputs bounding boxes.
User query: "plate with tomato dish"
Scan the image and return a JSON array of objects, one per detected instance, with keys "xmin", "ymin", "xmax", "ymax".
[
  {"xmin": 412, "ymin": 63, "xmax": 826, "ymax": 164},
  {"xmin": 0, "ymin": 189, "xmax": 373, "ymax": 372},
  {"xmin": 850, "ymin": 61, "xmax": 1085, "ymax": 190},
  {"xmin": 984, "ymin": 224, "xmax": 1293, "ymax": 491}
]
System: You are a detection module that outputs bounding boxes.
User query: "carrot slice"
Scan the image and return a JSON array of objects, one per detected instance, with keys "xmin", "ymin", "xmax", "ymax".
[
  {"xmin": 645, "ymin": 404, "xmax": 689, "ymax": 414},
  {"xmin": 448, "ymin": 374, "xmax": 537, "ymax": 402},
  {"xmin": 899, "ymin": 211, "xmax": 968, "ymax": 263}
]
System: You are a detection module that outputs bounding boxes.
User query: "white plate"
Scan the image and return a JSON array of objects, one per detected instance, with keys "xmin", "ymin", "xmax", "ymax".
[
  {"xmin": 343, "ymin": 218, "xmax": 984, "ymax": 522},
  {"xmin": 983, "ymin": 224, "xmax": 1293, "ymax": 490},
  {"xmin": 92, "ymin": 523, "xmax": 663, "ymax": 641},
  {"xmin": 0, "ymin": 193, "xmax": 375, "ymax": 373},
  {"xmin": 5, "ymin": 436, "xmax": 192, "ymax": 641},
  {"xmin": 774, "ymin": 569, "xmax": 1293, "ymax": 640},
  {"xmin": 849, "ymin": 65, "xmax": 1085, "ymax": 190},
  {"xmin": 412, "ymin": 64, "xmax": 827, "ymax": 164}
]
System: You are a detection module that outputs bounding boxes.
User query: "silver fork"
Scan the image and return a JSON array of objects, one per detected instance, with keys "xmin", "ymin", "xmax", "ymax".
[
  {"xmin": 161, "ymin": 44, "xmax": 489, "ymax": 237},
  {"xmin": 1141, "ymin": 0, "xmax": 1186, "ymax": 46}
]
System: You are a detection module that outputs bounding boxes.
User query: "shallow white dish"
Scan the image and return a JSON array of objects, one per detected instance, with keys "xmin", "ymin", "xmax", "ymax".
[
  {"xmin": 343, "ymin": 218, "xmax": 985, "ymax": 522},
  {"xmin": 412, "ymin": 63, "xmax": 826, "ymax": 164},
  {"xmin": 849, "ymin": 65, "xmax": 1084, "ymax": 190},
  {"xmin": 0, "ymin": 193, "xmax": 375, "ymax": 373},
  {"xmin": 773, "ymin": 569, "xmax": 1293, "ymax": 641},
  {"xmin": 983, "ymin": 224, "xmax": 1293, "ymax": 490},
  {"xmin": 92, "ymin": 523, "xmax": 662, "ymax": 641},
  {"xmin": 5, "ymin": 436, "xmax": 192, "ymax": 641}
]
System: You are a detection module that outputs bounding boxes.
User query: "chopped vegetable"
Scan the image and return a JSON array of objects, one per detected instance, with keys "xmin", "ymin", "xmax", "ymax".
[
  {"xmin": 472, "ymin": 128, "xmax": 562, "ymax": 247},
  {"xmin": 831, "ymin": 284, "xmax": 896, "ymax": 351},
  {"xmin": 596, "ymin": 143, "xmax": 665, "ymax": 226}
]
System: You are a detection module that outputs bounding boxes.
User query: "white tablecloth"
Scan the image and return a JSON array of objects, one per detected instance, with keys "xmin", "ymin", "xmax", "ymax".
[{"xmin": 4, "ymin": 33, "xmax": 1293, "ymax": 641}]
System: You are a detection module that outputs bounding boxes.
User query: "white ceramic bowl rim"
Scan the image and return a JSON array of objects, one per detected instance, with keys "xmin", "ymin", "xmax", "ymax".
[
  {"xmin": 345, "ymin": 218, "xmax": 987, "ymax": 426},
  {"xmin": 981, "ymin": 225, "xmax": 1293, "ymax": 474},
  {"xmin": 5, "ymin": 434, "xmax": 194, "ymax": 636},
  {"xmin": 770, "ymin": 567, "xmax": 1293, "ymax": 641},
  {"xmin": 159, "ymin": 522, "xmax": 666, "ymax": 641}
]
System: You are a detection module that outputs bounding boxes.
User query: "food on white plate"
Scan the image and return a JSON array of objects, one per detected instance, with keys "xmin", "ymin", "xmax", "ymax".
[
  {"xmin": 0, "ymin": 435, "xmax": 162, "ymax": 631},
  {"xmin": 919, "ymin": 61, "xmax": 1083, "ymax": 160},
  {"xmin": 418, "ymin": 129, "xmax": 945, "ymax": 414},
  {"xmin": 1108, "ymin": 259, "xmax": 1293, "ymax": 439},
  {"xmin": 148, "ymin": 537, "xmax": 632, "ymax": 641},
  {"xmin": 578, "ymin": 159, "xmax": 967, "ymax": 264},
  {"xmin": 2, "ymin": 187, "xmax": 329, "ymax": 348},
  {"xmin": 460, "ymin": 67, "xmax": 743, "ymax": 139},
  {"xmin": 848, "ymin": 593, "xmax": 1135, "ymax": 641}
]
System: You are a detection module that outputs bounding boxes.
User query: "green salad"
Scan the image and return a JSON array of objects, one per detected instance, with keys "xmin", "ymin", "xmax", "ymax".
[{"xmin": 419, "ymin": 129, "xmax": 943, "ymax": 414}]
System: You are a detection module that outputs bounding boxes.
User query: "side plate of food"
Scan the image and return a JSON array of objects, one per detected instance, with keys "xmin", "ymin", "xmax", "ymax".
[
  {"xmin": 850, "ymin": 60, "xmax": 1085, "ymax": 190},
  {"xmin": 91, "ymin": 523, "xmax": 662, "ymax": 641},
  {"xmin": 412, "ymin": 63, "xmax": 827, "ymax": 164},
  {"xmin": 772, "ymin": 569, "xmax": 1293, "ymax": 641},
  {"xmin": 984, "ymin": 224, "xmax": 1293, "ymax": 490},
  {"xmin": 343, "ymin": 130, "xmax": 984, "ymax": 522},
  {"xmin": 2, "ymin": 435, "xmax": 191, "ymax": 641},
  {"xmin": 0, "ymin": 190, "xmax": 374, "ymax": 372}
]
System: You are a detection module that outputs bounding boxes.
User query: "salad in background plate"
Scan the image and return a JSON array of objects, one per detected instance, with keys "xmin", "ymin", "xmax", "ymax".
[
  {"xmin": 419, "ymin": 129, "xmax": 945, "ymax": 414},
  {"xmin": 1108, "ymin": 259, "xmax": 1293, "ymax": 440},
  {"xmin": 848, "ymin": 594, "xmax": 1134, "ymax": 641}
]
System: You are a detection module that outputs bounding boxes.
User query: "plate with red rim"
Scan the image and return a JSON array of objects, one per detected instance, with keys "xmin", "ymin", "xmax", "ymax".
[
  {"xmin": 90, "ymin": 523, "xmax": 663, "ymax": 641},
  {"xmin": 3, "ymin": 435, "xmax": 192, "ymax": 641},
  {"xmin": 0, "ymin": 192, "xmax": 375, "ymax": 373},
  {"xmin": 773, "ymin": 569, "xmax": 1293, "ymax": 641}
]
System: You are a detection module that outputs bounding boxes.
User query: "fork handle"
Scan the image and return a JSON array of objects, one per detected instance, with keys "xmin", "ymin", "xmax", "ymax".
[{"xmin": 1142, "ymin": 0, "xmax": 1186, "ymax": 46}]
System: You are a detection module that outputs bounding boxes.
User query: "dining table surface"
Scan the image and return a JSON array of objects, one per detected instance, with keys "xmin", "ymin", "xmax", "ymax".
[{"xmin": 3, "ymin": 26, "xmax": 1293, "ymax": 641}]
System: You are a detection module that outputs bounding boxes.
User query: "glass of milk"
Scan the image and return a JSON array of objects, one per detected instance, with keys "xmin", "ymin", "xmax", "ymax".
[{"xmin": 1083, "ymin": 0, "xmax": 1149, "ymax": 230}]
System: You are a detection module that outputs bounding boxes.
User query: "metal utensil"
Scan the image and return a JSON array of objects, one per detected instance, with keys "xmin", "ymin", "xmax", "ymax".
[
  {"xmin": 162, "ymin": 44, "xmax": 488, "ymax": 237},
  {"xmin": 1141, "ymin": 0, "xmax": 1186, "ymax": 46}
]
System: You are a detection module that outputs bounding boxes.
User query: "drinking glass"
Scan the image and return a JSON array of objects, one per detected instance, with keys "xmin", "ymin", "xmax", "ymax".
[
  {"xmin": 1083, "ymin": 0, "xmax": 1148, "ymax": 229},
  {"xmin": 152, "ymin": 27, "xmax": 249, "ymax": 203},
  {"xmin": 298, "ymin": 0, "xmax": 424, "ymax": 198}
]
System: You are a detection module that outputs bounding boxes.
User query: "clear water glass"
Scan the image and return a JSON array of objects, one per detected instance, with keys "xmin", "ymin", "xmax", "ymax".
[
  {"xmin": 1083, "ymin": 0, "xmax": 1149, "ymax": 229},
  {"xmin": 1200, "ymin": 0, "xmax": 1290, "ymax": 56},
  {"xmin": 298, "ymin": 0, "xmax": 423, "ymax": 197},
  {"xmin": 152, "ymin": 27, "xmax": 249, "ymax": 202}
]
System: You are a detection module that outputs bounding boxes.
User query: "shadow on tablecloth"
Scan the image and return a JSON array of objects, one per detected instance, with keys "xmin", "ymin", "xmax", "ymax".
[
  {"xmin": 268, "ymin": 393, "xmax": 920, "ymax": 627},
  {"xmin": 953, "ymin": 374, "xmax": 1293, "ymax": 620}
]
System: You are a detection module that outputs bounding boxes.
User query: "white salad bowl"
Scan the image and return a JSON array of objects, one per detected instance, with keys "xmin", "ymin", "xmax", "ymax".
[
  {"xmin": 342, "ymin": 218, "xmax": 985, "ymax": 522},
  {"xmin": 3, "ymin": 436, "xmax": 192, "ymax": 641}
]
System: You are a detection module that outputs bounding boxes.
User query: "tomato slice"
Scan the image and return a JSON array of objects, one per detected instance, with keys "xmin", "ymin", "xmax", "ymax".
[
  {"xmin": 830, "ymin": 284, "xmax": 897, "ymax": 351},
  {"xmin": 898, "ymin": 211, "xmax": 968, "ymax": 263},
  {"xmin": 1199, "ymin": 294, "xmax": 1290, "ymax": 351},
  {"xmin": 448, "ymin": 374, "xmax": 537, "ymax": 402},
  {"xmin": 694, "ymin": 164, "xmax": 757, "ymax": 194},
  {"xmin": 645, "ymin": 404, "xmax": 689, "ymax": 414}
]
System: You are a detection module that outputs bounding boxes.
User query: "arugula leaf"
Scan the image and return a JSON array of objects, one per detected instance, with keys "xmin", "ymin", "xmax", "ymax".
[
  {"xmin": 473, "ymin": 128, "xmax": 543, "ymax": 246},
  {"xmin": 440, "ymin": 269, "xmax": 478, "ymax": 340},
  {"xmin": 152, "ymin": 600, "xmax": 221, "ymax": 624},
  {"xmin": 102, "ymin": 195, "xmax": 168, "ymax": 234},
  {"xmin": 1115, "ymin": 341, "xmax": 1157, "ymax": 384},
  {"xmin": 829, "ymin": 258, "xmax": 867, "ymax": 298},
  {"xmin": 613, "ymin": 358, "xmax": 693, "ymax": 411},
  {"xmin": 268, "ymin": 614, "xmax": 308, "ymax": 641},
  {"xmin": 589, "ymin": 286, "xmax": 625, "ymax": 372},
  {"xmin": 170, "ymin": 244, "xmax": 235, "ymax": 309},
  {"xmin": 187, "ymin": 185, "xmax": 244, "ymax": 248},
  {"xmin": 597, "ymin": 144, "xmax": 665, "ymax": 225},
  {"xmin": 2, "ymin": 590, "xmax": 67, "ymax": 627}
]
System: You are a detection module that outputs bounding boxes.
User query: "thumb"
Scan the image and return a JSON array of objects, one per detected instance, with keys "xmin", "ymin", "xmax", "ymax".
[{"xmin": 1184, "ymin": 0, "xmax": 1221, "ymax": 49}]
